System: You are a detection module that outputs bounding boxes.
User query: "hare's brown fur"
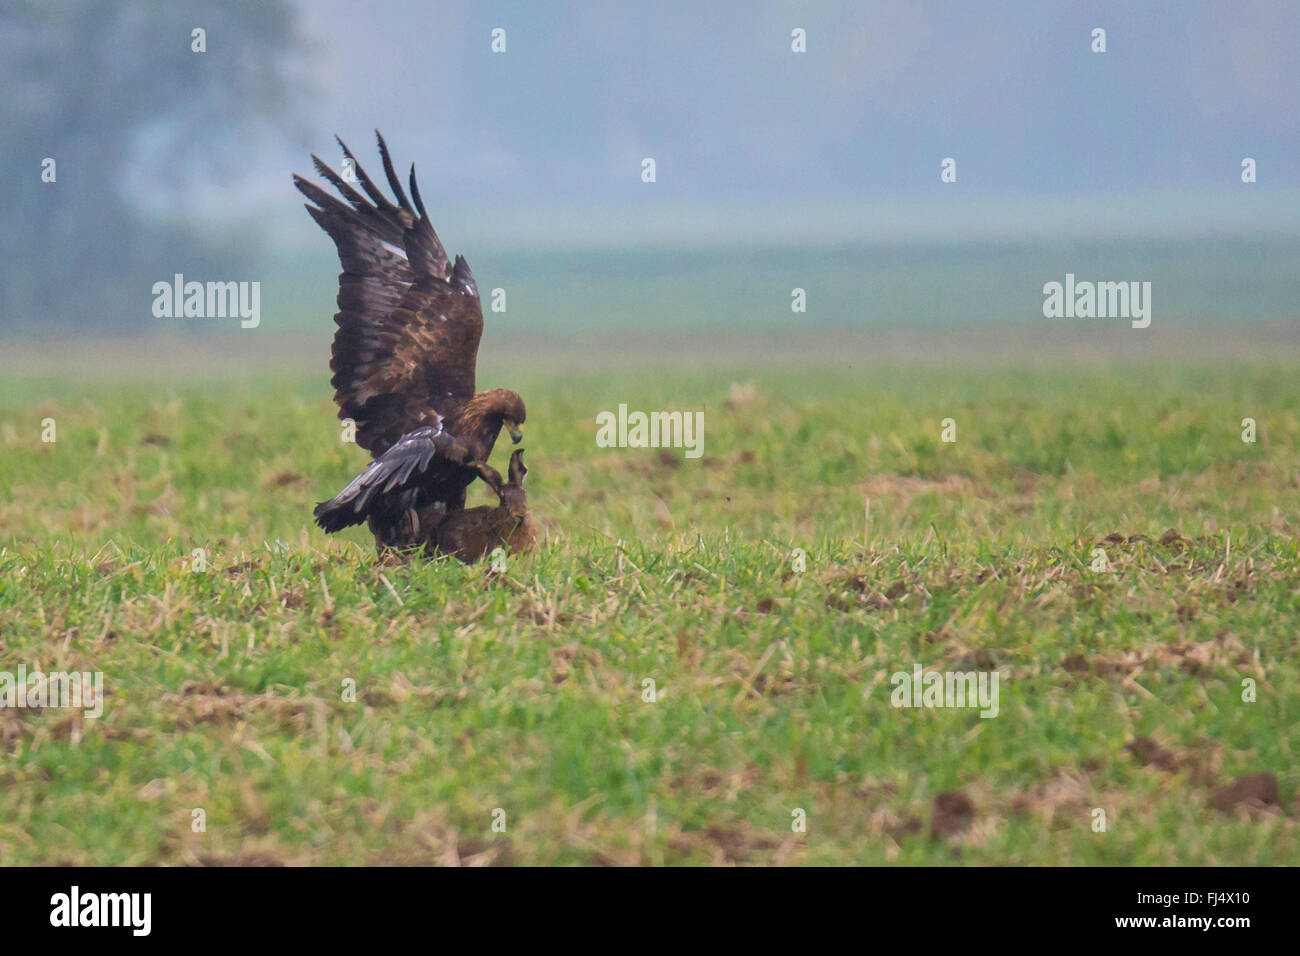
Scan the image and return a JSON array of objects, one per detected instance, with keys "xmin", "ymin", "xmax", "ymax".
[{"xmin": 431, "ymin": 449, "xmax": 537, "ymax": 563}]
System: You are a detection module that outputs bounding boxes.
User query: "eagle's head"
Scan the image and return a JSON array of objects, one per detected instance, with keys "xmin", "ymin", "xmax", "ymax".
[{"xmin": 481, "ymin": 388, "xmax": 526, "ymax": 444}]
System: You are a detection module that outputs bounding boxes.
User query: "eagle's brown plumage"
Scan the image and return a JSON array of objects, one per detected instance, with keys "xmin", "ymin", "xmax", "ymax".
[{"xmin": 296, "ymin": 131, "xmax": 525, "ymax": 550}]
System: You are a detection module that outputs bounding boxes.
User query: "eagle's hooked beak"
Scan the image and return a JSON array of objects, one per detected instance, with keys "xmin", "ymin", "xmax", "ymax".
[{"xmin": 505, "ymin": 419, "xmax": 523, "ymax": 444}]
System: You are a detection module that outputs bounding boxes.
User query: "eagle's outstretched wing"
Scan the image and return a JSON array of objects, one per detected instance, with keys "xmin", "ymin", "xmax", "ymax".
[{"xmin": 294, "ymin": 131, "xmax": 483, "ymax": 455}]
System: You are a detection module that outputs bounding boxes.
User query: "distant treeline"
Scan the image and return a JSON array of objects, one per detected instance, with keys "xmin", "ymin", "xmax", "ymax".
[{"xmin": 1, "ymin": 0, "xmax": 300, "ymax": 333}]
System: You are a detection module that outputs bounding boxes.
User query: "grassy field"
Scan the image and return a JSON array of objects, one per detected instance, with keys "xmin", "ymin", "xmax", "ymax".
[{"xmin": 1, "ymin": 341, "xmax": 1297, "ymax": 864}]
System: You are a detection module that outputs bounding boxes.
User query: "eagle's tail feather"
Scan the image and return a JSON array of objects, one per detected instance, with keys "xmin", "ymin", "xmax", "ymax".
[
  {"xmin": 313, "ymin": 496, "xmax": 364, "ymax": 533},
  {"xmin": 313, "ymin": 426, "xmax": 445, "ymax": 535}
]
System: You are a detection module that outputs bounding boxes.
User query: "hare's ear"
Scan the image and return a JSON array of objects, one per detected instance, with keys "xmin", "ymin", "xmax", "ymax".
[
  {"xmin": 508, "ymin": 449, "xmax": 528, "ymax": 485},
  {"xmin": 475, "ymin": 462, "xmax": 504, "ymax": 495}
]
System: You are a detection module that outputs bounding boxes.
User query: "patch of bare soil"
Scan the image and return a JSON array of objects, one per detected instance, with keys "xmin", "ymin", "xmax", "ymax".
[{"xmin": 930, "ymin": 791, "xmax": 975, "ymax": 837}]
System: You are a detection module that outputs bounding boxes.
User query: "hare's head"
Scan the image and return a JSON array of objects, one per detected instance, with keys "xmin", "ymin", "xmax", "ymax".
[
  {"xmin": 473, "ymin": 452, "xmax": 528, "ymax": 518},
  {"xmin": 501, "ymin": 449, "xmax": 529, "ymax": 517}
]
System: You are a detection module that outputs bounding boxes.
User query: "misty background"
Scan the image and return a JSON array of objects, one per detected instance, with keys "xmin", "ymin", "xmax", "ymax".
[{"xmin": 4, "ymin": 0, "xmax": 1299, "ymax": 339}]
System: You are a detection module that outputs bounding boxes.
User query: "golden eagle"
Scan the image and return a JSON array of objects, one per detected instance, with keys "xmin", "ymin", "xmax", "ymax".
[{"xmin": 294, "ymin": 132, "xmax": 525, "ymax": 550}]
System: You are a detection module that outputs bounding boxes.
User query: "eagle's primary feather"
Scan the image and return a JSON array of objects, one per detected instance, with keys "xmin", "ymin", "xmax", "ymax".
[{"xmin": 297, "ymin": 131, "xmax": 526, "ymax": 550}]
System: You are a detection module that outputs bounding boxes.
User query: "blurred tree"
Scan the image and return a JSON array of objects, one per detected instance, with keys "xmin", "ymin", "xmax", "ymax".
[{"xmin": 0, "ymin": 0, "xmax": 302, "ymax": 332}]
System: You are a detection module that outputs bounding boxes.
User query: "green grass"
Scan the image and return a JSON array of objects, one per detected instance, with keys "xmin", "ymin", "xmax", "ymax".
[{"xmin": 0, "ymin": 358, "xmax": 1297, "ymax": 864}]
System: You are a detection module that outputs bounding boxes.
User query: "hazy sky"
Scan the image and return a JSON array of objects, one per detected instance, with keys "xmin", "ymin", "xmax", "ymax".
[
  {"xmin": 172, "ymin": 0, "xmax": 1300, "ymax": 245},
  {"xmin": 8, "ymin": 0, "xmax": 1298, "ymax": 332}
]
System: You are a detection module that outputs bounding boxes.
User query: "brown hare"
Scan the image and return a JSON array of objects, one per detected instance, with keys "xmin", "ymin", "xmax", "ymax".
[{"xmin": 431, "ymin": 449, "xmax": 538, "ymax": 563}]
